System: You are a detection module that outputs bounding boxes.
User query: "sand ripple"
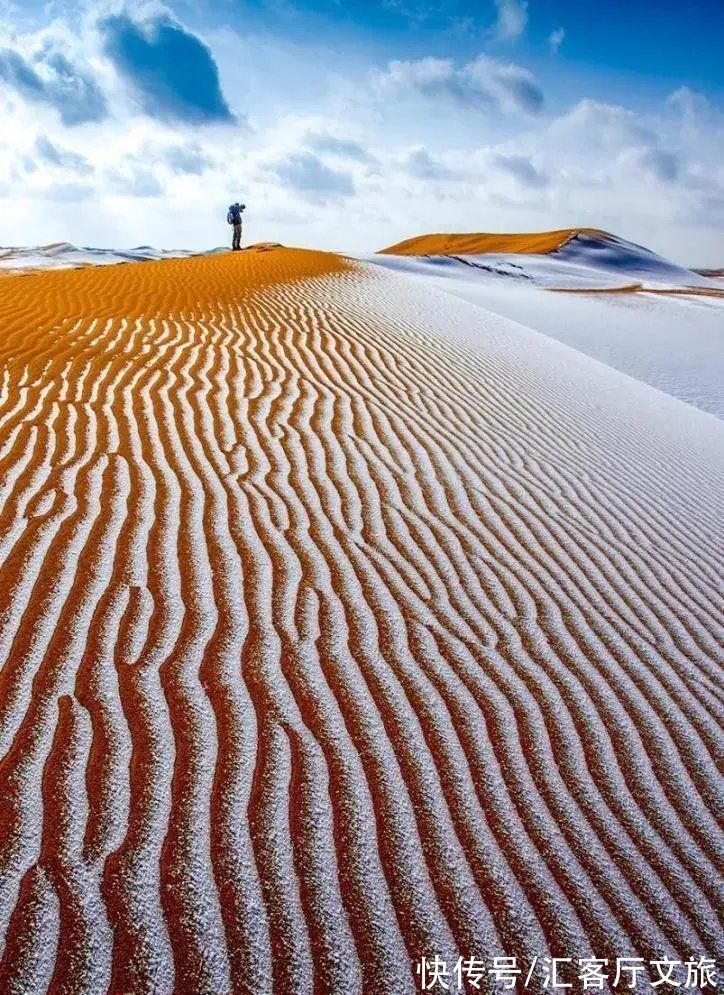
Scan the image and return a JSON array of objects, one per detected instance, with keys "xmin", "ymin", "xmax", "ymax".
[{"xmin": 0, "ymin": 248, "xmax": 722, "ymax": 994}]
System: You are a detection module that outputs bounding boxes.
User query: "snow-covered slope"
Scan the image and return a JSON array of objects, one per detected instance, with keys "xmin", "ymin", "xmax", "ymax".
[
  {"xmin": 547, "ymin": 231, "xmax": 718, "ymax": 288},
  {"xmin": 0, "ymin": 242, "xmax": 220, "ymax": 272},
  {"xmin": 375, "ymin": 230, "xmax": 721, "ymax": 291},
  {"xmin": 368, "ymin": 231, "xmax": 724, "ymax": 418}
]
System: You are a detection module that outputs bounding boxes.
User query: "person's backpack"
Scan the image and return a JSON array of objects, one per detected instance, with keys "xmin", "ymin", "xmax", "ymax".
[{"xmin": 227, "ymin": 203, "xmax": 245, "ymax": 225}]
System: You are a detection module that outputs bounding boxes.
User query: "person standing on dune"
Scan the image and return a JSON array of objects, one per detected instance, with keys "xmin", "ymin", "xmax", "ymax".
[{"xmin": 227, "ymin": 202, "xmax": 245, "ymax": 251}]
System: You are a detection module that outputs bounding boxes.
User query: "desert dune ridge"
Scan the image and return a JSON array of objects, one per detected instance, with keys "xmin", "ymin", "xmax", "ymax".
[
  {"xmin": 378, "ymin": 229, "xmax": 720, "ymax": 289},
  {"xmin": 0, "ymin": 246, "xmax": 722, "ymax": 994},
  {"xmin": 377, "ymin": 228, "xmax": 601, "ymax": 256},
  {"xmin": 369, "ymin": 230, "xmax": 724, "ymax": 418}
]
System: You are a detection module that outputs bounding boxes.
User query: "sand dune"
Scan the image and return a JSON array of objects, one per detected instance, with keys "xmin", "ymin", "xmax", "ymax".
[
  {"xmin": 0, "ymin": 247, "xmax": 722, "ymax": 994},
  {"xmin": 378, "ymin": 229, "xmax": 600, "ymax": 256},
  {"xmin": 378, "ymin": 229, "xmax": 716, "ymax": 289},
  {"xmin": 370, "ymin": 234, "xmax": 724, "ymax": 418}
]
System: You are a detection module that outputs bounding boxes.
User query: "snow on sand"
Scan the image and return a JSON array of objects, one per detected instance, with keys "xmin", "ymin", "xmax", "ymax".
[
  {"xmin": 371, "ymin": 230, "xmax": 724, "ymax": 418},
  {"xmin": 0, "ymin": 246, "xmax": 721, "ymax": 993}
]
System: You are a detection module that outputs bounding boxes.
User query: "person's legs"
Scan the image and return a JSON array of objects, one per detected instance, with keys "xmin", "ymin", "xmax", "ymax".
[{"xmin": 232, "ymin": 223, "xmax": 242, "ymax": 250}]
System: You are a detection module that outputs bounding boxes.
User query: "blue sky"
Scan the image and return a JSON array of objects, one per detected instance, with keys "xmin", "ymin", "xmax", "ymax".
[
  {"xmin": 0, "ymin": 0, "xmax": 723, "ymax": 263},
  {"xmin": 187, "ymin": 0, "xmax": 724, "ymax": 95}
]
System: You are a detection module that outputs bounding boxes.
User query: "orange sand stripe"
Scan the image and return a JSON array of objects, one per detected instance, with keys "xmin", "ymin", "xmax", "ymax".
[
  {"xmin": 378, "ymin": 228, "xmax": 603, "ymax": 256},
  {"xmin": 549, "ymin": 284, "xmax": 724, "ymax": 298}
]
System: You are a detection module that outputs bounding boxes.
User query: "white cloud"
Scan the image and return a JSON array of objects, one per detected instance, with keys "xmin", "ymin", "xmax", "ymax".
[
  {"xmin": 491, "ymin": 0, "xmax": 528, "ymax": 42},
  {"xmin": 270, "ymin": 152, "xmax": 355, "ymax": 203},
  {"xmin": 492, "ymin": 153, "xmax": 548, "ymax": 188},
  {"xmin": 306, "ymin": 133, "xmax": 375, "ymax": 163},
  {"xmin": 549, "ymin": 98, "xmax": 654, "ymax": 152},
  {"xmin": 401, "ymin": 146, "xmax": 454, "ymax": 179},
  {"xmin": 106, "ymin": 164, "xmax": 164, "ymax": 197},
  {"xmin": 375, "ymin": 53, "xmax": 543, "ymax": 115},
  {"xmin": 0, "ymin": 43, "xmax": 107, "ymax": 125},
  {"xmin": 162, "ymin": 143, "xmax": 214, "ymax": 174},
  {"xmin": 34, "ymin": 135, "xmax": 93, "ymax": 174},
  {"xmin": 548, "ymin": 27, "xmax": 565, "ymax": 54}
]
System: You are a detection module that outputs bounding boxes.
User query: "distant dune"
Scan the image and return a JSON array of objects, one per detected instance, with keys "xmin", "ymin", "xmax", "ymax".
[
  {"xmin": 370, "ymin": 230, "xmax": 724, "ymax": 417},
  {"xmin": 0, "ymin": 242, "xmax": 291, "ymax": 275},
  {"xmin": 0, "ymin": 247, "xmax": 722, "ymax": 994},
  {"xmin": 378, "ymin": 228, "xmax": 602, "ymax": 256},
  {"xmin": 376, "ymin": 229, "xmax": 716, "ymax": 288},
  {"xmin": 0, "ymin": 241, "xmax": 208, "ymax": 273}
]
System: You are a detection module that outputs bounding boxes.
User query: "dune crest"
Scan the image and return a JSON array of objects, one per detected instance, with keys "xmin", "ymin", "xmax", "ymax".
[
  {"xmin": 378, "ymin": 228, "xmax": 602, "ymax": 256},
  {"xmin": 0, "ymin": 249, "xmax": 722, "ymax": 994}
]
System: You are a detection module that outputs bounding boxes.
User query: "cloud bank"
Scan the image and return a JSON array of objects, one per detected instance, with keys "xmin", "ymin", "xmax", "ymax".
[
  {"xmin": 376, "ymin": 53, "xmax": 543, "ymax": 115},
  {"xmin": 100, "ymin": 12, "xmax": 234, "ymax": 124},
  {"xmin": 0, "ymin": 46, "xmax": 107, "ymax": 124},
  {"xmin": 272, "ymin": 152, "xmax": 355, "ymax": 202}
]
